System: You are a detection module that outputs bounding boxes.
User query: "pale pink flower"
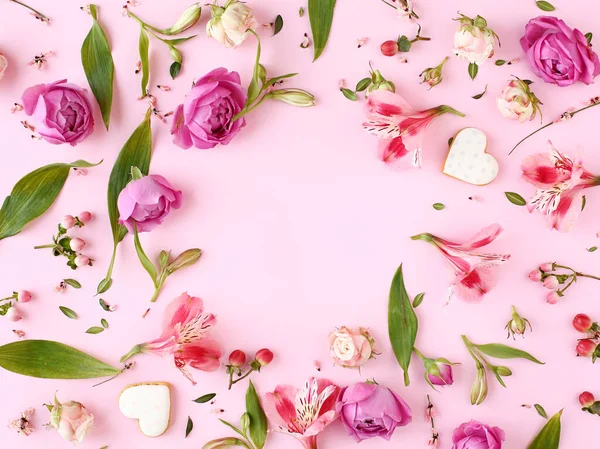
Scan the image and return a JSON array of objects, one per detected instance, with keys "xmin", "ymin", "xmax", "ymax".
[
  {"xmin": 49, "ymin": 397, "xmax": 93, "ymax": 444},
  {"xmin": 411, "ymin": 224, "xmax": 510, "ymax": 303},
  {"xmin": 120, "ymin": 292, "xmax": 222, "ymax": 385},
  {"xmin": 263, "ymin": 378, "xmax": 340, "ymax": 449},
  {"xmin": 8, "ymin": 408, "xmax": 34, "ymax": 436},
  {"xmin": 356, "ymin": 37, "xmax": 369, "ymax": 48},
  {"xmin": 12, "ymin": 329, "xmax": 26, "ymax": 338},
  {"xmin": 338, "ymin": 79, "xmax": 347, "ymax": 90},
  {"xmin": 328, "ymin": 326, "xmax": 375, "ymax": 369},
  {"xmin": 11, "ymin": 103, "xmax": 23, "ymax": 113},
  {"xmin": 362, "ymin": 90, "xmax": 464, "ymax": 167},
  {"xmin": 521, "ymin": 141, "xmax": 600, "ymax": 232}
]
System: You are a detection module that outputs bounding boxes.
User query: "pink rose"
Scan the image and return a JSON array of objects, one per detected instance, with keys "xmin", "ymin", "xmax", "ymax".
[
  {"xmin": 171, "ymin": 68, "xmax": 247, "ymax": 149},
  {"xmin": 496, "ymin": 78, "xmax": 542, "ymax": 123},
  {"xmin": 21, "ymin": 79, "xmax": 94, "ymax": 146},
  {"xmin": 117, "ymin": 174, "xmax": 182, "ymax": 233},
  {"xmin": 328, "ymin": 326, "xmax": 375, "ymax": 369},
  {"xmin": 0, "ymin": 53, "xmax": 7, "ymax": 80},
  {"xmin": 50, "ymin": 398, "xmax": 94, "ymax": 444},
  {"xmin": 452, "ymin": 420, "xmax": 505, "ymax": 449},
  {"xmin": 520, "ymin": 16, "xmax": 600, "ymax": 86}
]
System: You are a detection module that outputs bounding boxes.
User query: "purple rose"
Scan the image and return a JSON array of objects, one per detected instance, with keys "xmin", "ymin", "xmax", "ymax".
[
  {"xmin": 22, "ymin": 79, "xmax": 94, "ymax": 145},
  {"xmin": 452, "ymin": 420, "xmax": 505, "ymax": 449},
  {"xmin": 171, "ymin": 67, "xmax": 246, "ymax": 149},
  {"xmin": 117, "ymin": 174, "xmax": 182, "ymax": 233},
  {"xmin": 336, "ymin": 382, "xmax": 412, "ymax": 442},
  {"xmin": 520, "ymin": 16, "xmax": 600, "ymax": 86}
]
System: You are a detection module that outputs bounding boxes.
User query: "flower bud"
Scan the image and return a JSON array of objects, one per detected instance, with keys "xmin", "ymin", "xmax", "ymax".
[
  {"xmin": 78, "ymin": 211, "xmax": 92, "ymax": 224},
  {"xmin": 528, "ymin": 269, "xmax": 542, "ymax": 281},
  {"xmin": 49, "ymin": 398, "xmax": 94, "ymax": 444},
  {"xmin": 543, "ymin": 276, "xmax": 559, "ymax": 289},
  {"xmin": 228, "ymin": 349, "xmax": 246, "ymax": 368},
  {"xmin": 74, "ymin": 255, "xmax": 90, "ymax": 267},
  {"xmin": 425, "ymin": 358, "xmax": 454, "ymax": 386},
  {"xmin": 419, "ymin": 56, "xmax": 448, "ymax": 89},
  {"xmin": 61, "ymin": 215, "xmax": 76, "ymax": 229},
  {"xmin": 268, "ymin": 89, "xmax": 316, "ymax": 107},
  {"xmin": 162, "ymin": 3, "xmax": 202, "ymax": 35},
  {"xmin": 240, "ymin": 412, "xmax": 250, "ymax": 434},
  {"xmin": 496, "ymin": 77, "xmax": 542, "ymax": 123},
  {"xmin": 470, "ymin": 364, "xmax": 488, "ymax": 405},
  {"xmin": 545, "ymin": 291, "xmax": 561, "ymax": 304},
  {"xmin": 70, "ymin": 238, "xmax": 86, "ymax": 252},
  {"xmin": 206, "ymin": 1, "xmax": 258, "ymax": 48},
  {"xmin": 169, "ymin": 46, "xmax": 183, "ymax": 64},
  {"xmin": 17, "ymin": 290, "xmax": 32, "ymax": 303},
  {"xmin": 579, "ymin": 391, "xmax": 595, "ymax": 408},
  {"xmin": 573, "ymin": 314, "xmax": 594, "ymax": 333},
  {"xmin": 0, "ymin": 53, "xmax": 7, "ymax": 81},
  {"xmin": 6, "ymin": 306, "xmax": 22, "ymax": 322},
  {"xmin": 453, "ymin": 14, "xmax": 498, "ymax": 65},
  {"xmin": 505, "ymin": 305, "xmax": 531, "ymax": 338},
  {"xmin": 539, "ymin": 263, "xmax": 554, "ymax": 272},
  {"xmin": 255, "ymin": 348, "xmax": 274, "ymax": 366},
  {"xmin": 576, "ymin": 339, "xmax": 597, "ymax": 357},
  {"xmin": 166, "ymin": 248, "xmax": 202, "ymax": 273},
  {"xmin": 380, "ymin": 40, "xmax": 399, "ymax": 56},
  {"xmin": 494, "ymin": 366, "xmax": 512, "ymax": 376}
]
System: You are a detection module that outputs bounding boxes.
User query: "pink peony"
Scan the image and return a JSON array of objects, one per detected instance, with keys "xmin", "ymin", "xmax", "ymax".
[{"xmin": 451, "ymin": 420, "xmax": 505, "ymax": 449}]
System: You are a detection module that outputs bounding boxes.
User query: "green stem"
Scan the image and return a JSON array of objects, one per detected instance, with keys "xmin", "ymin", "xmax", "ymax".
[
  {"xmin": 128, "ymin": 11, "xmax": 165, "ymax": 35},
  {"xmin": 120, "ymin": 344, "xmax": 143, "ymax": 363},
  {"xmin": 33, "ymin": 244, "xmax": 56, "ymax": 249},
  {"xmin": 10, "ymin": 0, "xmax": 50, "ymax": 22},
  {"xmin": 440, "ymin": 105, "xmax": 466, "ymax": 117},
  {"xmin": 150, "ymin": 271, "xmax": 169, "ymax": 303},
  {"xmin": 410, "ymin": 36, "xmax": 431, "ymax": 43},
  {"xmin": 575, "ymin": 272, "xmax": 600, "ymax": 281},
  {"xmin": 412, "ymin": 347, "xmax": 427, "ymax": 360},
  {"xmin": 410, "ymin": 233, "xmax": 434, "ymax": 242},
  {"xmin": 232, "ymin": 94, "xmax": 269, "ymax": 122},
  {"xmin": 230, "ymin": 368, "xmax": 256, "ymax": 388}
]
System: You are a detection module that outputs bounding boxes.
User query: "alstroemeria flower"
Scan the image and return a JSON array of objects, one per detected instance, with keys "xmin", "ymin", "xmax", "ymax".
[
  {"xmin": 362, "ymin": 90, "xmax": 464, "ymax": 167},
  {"xmin": 411, "ymin": 224, "xmax": 510, "ymax": 303},
  {"xmin": 120, "ymin": 292, "xmax": 222, "ymax": 384},
  {"xmin": 521, "ymin": 141, "xmax": 600, "ymax": 231},
  {"xmin": 263, "ymin": 378, "xmax": 340, "ymax": 449}
]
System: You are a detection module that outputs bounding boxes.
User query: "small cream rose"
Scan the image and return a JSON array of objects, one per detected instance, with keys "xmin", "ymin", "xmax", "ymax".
[
  {"xmin": 206, "ymin": 0, "xmax": 258, "ymax": 48},
  {"xmin": 328, "ymin": 326, "xmax": 376, "ymax": 369},
  {"xmin": 48, "ymin": 395, "xmax": 94, "ymax": 445},
  {"xmin": 496, "ymin": 77, "xmax": 542, "ymax": 123}
]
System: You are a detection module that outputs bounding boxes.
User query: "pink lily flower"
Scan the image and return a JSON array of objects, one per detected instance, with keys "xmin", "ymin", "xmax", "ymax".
[
  {"xmin": 120, "ymin": 292, "xmax": 222, "ymax": 384},
  {"xmin": 521, "ymin": 141, "xmax": 600, "ymax": 232},
  {"xmin": 362, "ymin": 90, "xmax": 464, "ymax": 167},
  {"xmin": 411, "ymin": 224, "xmax": 510, "ymax": 303},
  {"xmin": 263, "ymin": 377, "xmax": 340, "ymax": 449}
]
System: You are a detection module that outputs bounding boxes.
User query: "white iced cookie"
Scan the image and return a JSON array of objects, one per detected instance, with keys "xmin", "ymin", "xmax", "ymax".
[
  {"xmin": 443, "ymin": 127, "xmax": 498, "ymax": 185},
  {"xmin": 119, "ymin": 382, "xmax": 171, "ymax": 437}
]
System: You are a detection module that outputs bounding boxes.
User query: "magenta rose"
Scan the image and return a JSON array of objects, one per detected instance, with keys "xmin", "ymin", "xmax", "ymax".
[
  {"xmin": 520, "ymin": 16, "xmax": 600, "ymax": 86},
  {"xmin": 336, "ymin": 382, "xmax": 412, "ymax": 442},
  {"xmin": 117, "ymin": 174, "xmax": 182, "ymax": 233},
  {"xmin": 171, "ymin": 67, "xmax": 246, "ymax": 149},
  {"xmin": 22, "ymin": 79, "xmax": 94, "ymax": 145},
  {"xmin": 452, "ymin": 420, "xmax": 505, "ymax": 449}
]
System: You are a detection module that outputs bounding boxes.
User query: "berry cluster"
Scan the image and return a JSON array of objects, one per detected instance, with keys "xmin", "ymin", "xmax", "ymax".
[
  {"xmin": 573, "ymin": 314, "xmax": 600, "ymax": 362},
  {"xmin": 226, "ymin": 348, "xmax": 274, "ymax": 390},
  {"xmin": 0, "ymin": 290, "xmax": 33, "ymax": 322},
  {"xmin": 579, "ymin": 391, "xmax": 600, "ymax": 416}
]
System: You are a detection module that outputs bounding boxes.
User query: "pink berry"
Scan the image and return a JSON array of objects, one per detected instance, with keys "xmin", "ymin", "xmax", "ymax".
[
  {"xmin": 573, "ymin": 314, "xmax": 593, "ymax": 333},
  {"xmin": 528, "ymin": 270, "xmax": 542, "ymax": 282},
  {"xmin": 6, "ymin": 307, "xmax": 22, "ymax": 322},
  {"xmin": 543, "ymin": 276, "xmax": 559, "ymax": 290},
  {"xmin": 74, "ymin": 255, "xmax": 90, "ymax": 267},
  {"xmin": 70, "ymin": 238, "xmax": 86, "ymax": 252},
  {"xmin": 545, "ymin": 291, "xmax": 560, "ymax": 304},
  {"xmin": 576, "ymin": 339, "xmax": 597, "ymax": 357},
  {"xmin": 78, "ymin": 211, "xmax": 92, "ymax": 224},
  {"xmin": 579, "ymin": 391, "xmax": 595, "ymax": 407},
  {"xmin": 539, "ymin": 263, "xmax": 554, "ymax": 272},
  {"xmin": 380, "ymin": 40, "xmax": 399, "ymax": 57},
  {"xmin": 255, "ymin": 348, "xmax": 274, "ymax": 366},
  {"xmin": 228, "ymin": 350, "xmax": 247, "ymax": 368},
  {"xmin": 17, "ymin": 290, "xmax": 32, "ymax": 303},
  {"xmin": 61, "ymin": 215, "xmax": 76, "ymax": 229}
]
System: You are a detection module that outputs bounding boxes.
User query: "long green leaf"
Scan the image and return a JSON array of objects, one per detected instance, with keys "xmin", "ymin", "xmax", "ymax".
[
  {"xmin": 476, "ymin": 343, "xmax": 544, "ymax": 364},
  {"xmin": 133, "ymin": 224, "xmax": 158, "ymax": 282},
  {"xmin": 388, "ymin": 264, "xmax": 418, "ymax": 386},
  {"xmin": 246, "ymin": 381, "xmax": 267, "ymax": 449},
  {"xmin": 308, "ymin": 0, "xmax": 336, "ymax": 61},
  {"xmin": 139, "ymin": 27, "xmax": 150, "ymax": 97},
  {"xmin": 0, "ymin": 340, "xmax": 120, "ymax": 379},
  {"xmin": 527, "ymin": 410, "xmax": 562, "ymax": 449},
  {"xmin": 0, "ymin": 160, "xmax": 101, "ymax": 241},
  {"xmin": 81, "ymin": 4, "xmax": 114, "ymax": 129}
]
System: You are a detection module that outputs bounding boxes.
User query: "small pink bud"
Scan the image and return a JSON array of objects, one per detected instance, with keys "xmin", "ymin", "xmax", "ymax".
[
  {"xmin": 573, "ymin": 314, "xmax": 594, "ymax": 333},
  {"xmin": 78, "ymin": 211, "xmax": 92, "ymax": 224},
  {"xmin": 17, "ymin": 290, "xmax": 32, "ymax": 303},
  {"xmin": 74, "ymin": 255, "xmax": 90, "ymax": 267},
  {"xmin": 579, "ymin": 391, "xmax": 595, "ymax": 407},
  {"xmin": 380, "ymin": 40, "xmax": 399, "ymax": 56},
  {"xmin": 576, "ymin": 339, "xmax": 597, "ymax": 357},
  {"xmin": 61, "ymin": 215, "xmax": 76, "ymax": 229},
  {"xmin": 255, "ymin": 348, "xmax": 274, "ymax": 366},
  {"xmin": 543, "ymin": 276, "xmax": 559, "ymax": 290},
  {"xmin": 545, "ymin": 291, "xmax": 561, "ymax": 304},
  {"xmin": 228, "ymin": 350, "xmax": 246, "ymax": 368},
  {"xmin": 70, "ymin": 238, "xmax": 86, "ymax": 252},
  {"xmin": 528, "ymin": 270, "xmax": 542, "ymax": 282},
  {"xmin": 6, "ymin": 307, "xmax": 22, "ymax": 322},
  {"xmin": 539, "ymin": 263, "xmax": 553, "ymax": 272}
]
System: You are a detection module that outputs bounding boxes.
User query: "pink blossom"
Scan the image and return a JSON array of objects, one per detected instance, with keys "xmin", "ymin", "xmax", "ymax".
[
  {"xmin": 362, "ymin": 90, "xmax": 464, "ymax": 167},
  {"xmin": 412, "ymin": 224, "xmax": 510, "ymax": 303},
  {"xmin": 263, "ymin": 378, "xmax": 339, "ymax": 449}
]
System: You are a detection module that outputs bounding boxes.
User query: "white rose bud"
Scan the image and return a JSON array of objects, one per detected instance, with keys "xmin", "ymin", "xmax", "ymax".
[
  {"xmin": 49, "ymin": 396, "xmax": 94, "ymax": 445},
  {"xmin": 206, "ymin": 0, "xmax": 258, "ymax": 48},
  {"xmin": 496, "ymin": 77, "xmax": 542, "ymax": 123},
  {"xmin": 453, "ymin": 14, "xmax": 499, "ymax": 66}
]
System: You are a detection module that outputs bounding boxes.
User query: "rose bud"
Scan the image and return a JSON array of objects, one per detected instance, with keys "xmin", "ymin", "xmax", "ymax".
[
  {"xmin": 496, "ymin": 77, "xmax": 543, "ymax": 123},
  {"xmin": 505, "ymin": 305, "xmax": 532, "ymax": 339},
  {"xmin": 74, "ymin": 255, "xmax": 90, "ymax": 267},
  {"xmin": 206, "ymin": 0, "xmax": 258, "ymax": 48},
  {"xmin": 543, "ymin": 276, "xmax": 559, "ymax": 289},
  {"xmin": 70, "ymin": 238, "xmax": 86, "ymax": 252},
  {"xmin": 49, "ymin": 397, "xmax": 94, "ymax": 444},
  {"xmin": 228, "ymin": 349, "xmax": 246, "ymax": 368},
  {"xmin": 579, "ymin": 391, "xmax": 595, "ymax": 408},
  {"xmin": 61, "ymin": 215, "xmax": 76, "ymax": 229},
  {"xmin": 17, "ymin": 290, "xmax": 32, "ymax": 303},
  {"xmin": 328, "ymin": 326, "xmax": 375, "ymax": 369},
  {"xmin": 5, "ymin": 307, "xmax": 22, "ymax": 322},
  {"xmin": 425, "ymin": 358, "xmax": 455, "ymax": 386},
  {"xmin": 539, "ymin": 263, "xmax": 554, "ymax": 272},
  {"xmin": 453, "ymin": 14, "xmax": 498, "ymax": 66},
  {"xmin": 528, "ymin": 270, "xmax": 543, "ymax": 281},
  {"xmin": 576, "ymin": 339, "xmax": 598, "ymax": 357},
  {"xmin": 381, "ymin": 40, "xmax": 399, "ymax": 56},
  {"xmin": 255, "ymin": 348, "xmax": 274, "ymax": 366},
  {"xmin": 419, "ymin": 56, "xmax": 449, "ymax": 89},
  {"xmin": 546, "ymin": 291, "xmax": 561, "ymax": 304},
  {"xmin": 573, "ymin": 314, "xmax": 594, "ymax": 333},
  {"xmin": 78, "ymin": 211, "xmax": 92, "ymax": 224}
]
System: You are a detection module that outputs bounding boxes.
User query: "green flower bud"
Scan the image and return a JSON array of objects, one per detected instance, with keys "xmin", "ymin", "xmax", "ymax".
[
  {"xmin": 268, "ymin": 89, "xmax": 316, "ymax": 107},
  {"xmin": 162, "ymin": 3, "xmax": 202, "ymax": 35},
  {"xmin": 470, "ymin": 364, "xmax": 488, "ymax": 405},
  {"xmin": 240, "ymin": 412, "xmax": 250, "ymax": 434}
]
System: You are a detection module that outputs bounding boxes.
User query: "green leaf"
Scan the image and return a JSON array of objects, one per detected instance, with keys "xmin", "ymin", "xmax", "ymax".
[
  {"xmin": 166, "ymin": 248, "xmax": 202, "ymax": 273},
  {"xmin": 299, "ymin": 7, "xmax": 305, "ymax": 17},
  {"xmin": 476, "ymin": 343, "xmax": 544, "ymax": 364},
  {"xmin": 101, "ymin": 318, "xmax": 109, "ymax": 329},
  {"xmin": 86, "ymin": 326, "xmax": 105, "ymax": 334},
  {"xmin": 468, "ymin": 63, "xmax": 478, "ymax": 80},
  {"xmin": 527, "ymin": 410, "xmax": 562, "ymax": 449},
  {"xmin": 133, "ymin": 224, "xmax": 158, "ymax": 282},
  {"xmin": 217, "ymin": 419, "xmax": 247, "ymax": 439},
  {"xmin": 193, "ymin": 393, "xmax": 216, "ymax": 403},
  {"xmin": 585, "ymin": 32, "xmax": 593, "ymax": 45},
  {"xmin": 59, "ymin": 306, "xmax": 78, "ymax": 320},
  {"xmin": 246, "ymin": 381, "xmax": 268, "ymax": 449},
  {"xmin": 139, "ymin": 27, "xmax": 150, "ymax": 97},
  {"xmin": 81, "ymin": 4, "xmax": 114, "ymax": 130},
  {"xmin": 263, "ymin": 73, "xmax": 298, "ymax": 90},
  {"xmin": 63, "ymin": 279, "xmax": 81, "ymax": 289},
  {"xmin": 96, "ymin": 278, "xmax": 112, "ymax": 295},
  {"xmin": 388, "ymin": 264, "xmax": 418, "ymax": 386},
  {"xmin": 587, "ymin": 246, "xmax": 598, "ymax": 253},
  {"xmin": 170, "ymin": 61, "xmax": 182, "ymax": 79},
  {"xmin": 273, "ymin": 14, "xmax": 284, "ymax": 36},
  {"xmin": 582, "ymin": 195, "xmax": 587, "ymax": 211},
  {"xmin": 0, "ymin": 340, "xmax": 120, "ymax": 378},
  {"xmin": 163, "ymin": 35, "xmax": 197, "ymax": 46},
  {"xmin": 0, "ymin": 160, "xmax": 100, "ymax": 241},
  {"xmin": 472, "ymin": 84, "xmax": 488, "ymax": 99},
  {"xmin": 535, "ymin": 404, "xmax": 548, "ymax": 419},
  {"xmin": 246, "ymin": 31, "xmax": 262, "ymax": 106},
  {"xmin": 355, "ymin": 77, "xmax": 371, "ymax": 92},
  {"xmin": 495, "ymin": 59, "xmax": 506, "ymax": 66},
  {"xmin": 341, "ymin": 88, "xmax": 357, "ymax": 101},
  {"xmin": 308, "ymin": 0, "xmax": 336, "ymax": 61},
  {"xmin": 536, "ymin": 1, "xmax": 556, "ymax": 12},
  {"xmin": 433, "ymin": 203, "xmax": 445, "ymax": 210},
  {"xmin": 99, "ymin": 298, "xmax": 111, "ymax": 311},
  {"xmin": 505, "ymin": 192, "xmax": 527, "ymax": 206},
  {"xmin": 412, "ymin": 292, "xmax": 425, "ymax": 308},
  {"xmin": 185, "ymin": 416, "xmax": 193, "ymax": 438}
]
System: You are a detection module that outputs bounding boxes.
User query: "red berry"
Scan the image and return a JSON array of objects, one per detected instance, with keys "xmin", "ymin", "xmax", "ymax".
[
  {"xmin": 579, "ymin": 391, "xmax": 595, "ymax": 407},
  {"xmin": 228, "ymin": 349, "xmax": 246, "ymax": 368},
  {"xmin": 573, "ymin": 314, "xmax": 593, "ymax": 333},
  {"xmin": 380, "ymin": 40, "xmax": 399, "ymax": 57},
  {"xmin": 255, "ymin": 348, "xmax": 274, "ymax": 366},
  {"xmin": 576, "ymin": 339, "xmax": 598, "ymax": 357}
]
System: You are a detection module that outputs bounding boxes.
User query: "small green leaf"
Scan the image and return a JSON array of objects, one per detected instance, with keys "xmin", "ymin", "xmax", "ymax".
[
  {"xmin": 246, "ymin": 381, "xmax": 268, "ymax": 449},
  {"xmin": 100, "ymin": 446, "xmax": 108, "ymax": 449},
  {"xmin": 96, "ymin": 278, "xmax": 112, "ymax": 295},
  {"xmin": 170, "ymin": 61, "xmax": 182, "ymax": 79},
  {"xmin": 299, "ymin": 7, "xmax": 305, "ymax": 17},
  {"xmin": 397, "ymin": 35, "xmax": 411, "ymax": 52},
  {"xmin": 341, "ymin": 88, "xmax": 357, "ymax": 101},
  {"xmin": 193, "ymin": 393, "xmax": 216, "ymax": 403},
  {"xmin": 433, "ymin": 203, "xmax": 445, "ymax": 211},
  {"xmin": 355, "ymin": 77, "xmax": 372, "ymax": 92},
  {"xmin": 582, "ymin": 195, "xmax": 587, "ymax": 211},
  {"xmin": 495, "ymin": 59, "xmax": 506, "ymax": 66},
  {"xmin": 585, "ymin": 32, "xmax": 593, "ymax": 45},
  {"xmin": 527, "ymin": 410, "xmax": 562, "ymax": 449},
  {"xmin": 587, "ymin": 246, "xmax": 598, "ymax": 253},
  {"xmin": 412, "ymin": 292, "xmax": 425, "ymax": 308},
  {"xmin": 63, "ymin": 279, "xmax": 81, "ymax": 289},
  {"xmin": 476, "ymin": 343, "xmax": 544, "ymax": 364},
  {"xmin": 273, "ymin": 14, "xmax": 284, "ymax": 36},
  {"xmin": 536, "ymin": 1, "xmax": 556, "ymax": 12},
  {"xmin": 505, "ymin": 192, "xmax": 527, "ymax": 206},
  {"xmin": 185, "ymin": 416, "xmax": 193, "ymax": 438},
  {"xmin": 99, "ymin": 298, "xmax": 112, "ymax": 312},
  {"xmin": 534, "ymin": 404, "xmax": 548, "ymax": 419},
  {"xmin": 133, "ymin": 224, "xmax": 158, "ymax": 282},
  {"xmin": 138, "ymin": 27, "xmax": 150, "ymax": 96},
  {"xmin": 217, "ymin": 419, "xmax": 247, "ymax": 439},
  {"xmin": 468, "ymin": 63, "xmax": 479, "ymax": 80},
  {"xmin": 85, "ymin": 326, "xmax": 105, "ymax": 335},
  {"xmin": 59, "ymin": 306, "xmax": 78, "ymax": 320},
  {"xmin": 472, "ymin": 85, "xmax": 488, "ymax": 100},
  {"xmin": 308, "ymin": 0, "xmax": 336, "ymax": 61},
  {"xmin": 100, "ymin": 318, "xmax": 109, "ymax": 329}
]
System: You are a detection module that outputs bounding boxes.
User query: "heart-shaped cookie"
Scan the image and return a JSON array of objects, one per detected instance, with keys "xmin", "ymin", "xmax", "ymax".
[
  {"xmin": 443, "ymin": 127, "xmax": 498, "ymax": 186},
  {"xmin": 119, "ymin": 382, "xmax": 171, "ymax": 437}
]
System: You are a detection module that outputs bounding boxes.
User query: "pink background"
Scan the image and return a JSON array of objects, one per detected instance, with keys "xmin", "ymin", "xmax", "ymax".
[{"xmin": 1, "ymin": 0, "xmax": 599, "ymax": 448}]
